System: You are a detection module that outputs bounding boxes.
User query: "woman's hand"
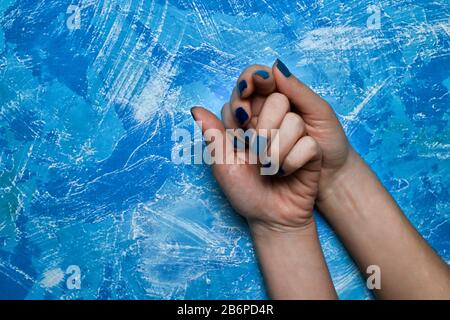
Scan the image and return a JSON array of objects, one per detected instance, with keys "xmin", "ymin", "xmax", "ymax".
[
  {"xmin": 226, "ymin": 60, "xmax": 356, "ymax": 204},
  {"xmin": 191, "ymin": 85, "xmax": 336, "ymax": 300},
  {"xmin": 191, "ymin": 90, "xmax": 322, "ymax": 233},
  {"xmin": 226, "ymin": 60, "xmax": 450, "ymax": 300}
]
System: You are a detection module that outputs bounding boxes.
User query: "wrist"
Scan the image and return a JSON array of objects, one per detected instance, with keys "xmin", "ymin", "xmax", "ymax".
[
  {"xmin": 248, "ymin": 216, "xmax": 337, "ymax": 300},
  {"xmin": 316, "ymin": 148, "xmax": 384, "ymax": 222},
  {"xmin": 317, "ymin": 147, "xmax": 366, "ymax": 205},
  {"xmin": 248, "ymin": 217, "xmax": 317, "ymax": 241}
]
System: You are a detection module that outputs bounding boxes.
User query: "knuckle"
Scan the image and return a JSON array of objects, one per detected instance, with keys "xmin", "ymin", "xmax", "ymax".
[
  {"xmin": 303, "ymin": 135, "xmax": 315, "ymax": 148},
  {"xmin": 268, "ymin": 92, "xmax": 290, "ymax": 107},
  {"xmin": 286, "ymin": 112, "xmax": 305, "ymax": 130},
  {"xmin": 303, "ymin": 136, "xmax": 321, "ymax": 155},
  {"xmin": 282, "ymin": 157, "xmax": 294, "ymax": 171},
  {"xmin": 240, "ymin": 65, "xmax": 260, "ymax": 79}
]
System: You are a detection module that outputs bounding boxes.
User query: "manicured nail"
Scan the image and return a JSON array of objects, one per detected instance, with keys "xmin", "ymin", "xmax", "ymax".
[
  {"xmin": 235, "ymin": 107, "xmax": 249, "ymax": 125},
  {"xmin": 276, "ymin": 59, "xmax": 291, "ymax": 77},
  {"xmin": 277, "ymin": 167, "xmax": 285, "ymax": 176},
  {"xmin": 254, "ymin": 70, "xmax": 270, "ymax": 80},
  {"xmin": 190, "ymin": 107, "xmax": 197, "ymax": 120},
  {"xmin": 262, "ymin": 162, "xmax": 271, "ymax": 168},
  {"xmin": 238, "ymin": 80, "xmax": 247, "ymax": 96}
]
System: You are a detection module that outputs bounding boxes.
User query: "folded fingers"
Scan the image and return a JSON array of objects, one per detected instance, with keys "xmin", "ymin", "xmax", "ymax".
[{"xmin": 236, "ymin": 64, "xmax": 276, "ymax": 99}]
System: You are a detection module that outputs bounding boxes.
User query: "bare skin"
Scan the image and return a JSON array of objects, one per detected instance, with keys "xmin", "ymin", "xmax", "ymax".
[
  {"xmin": 191, "ymin": 92, "xmax": 337, "ymax": 299},
  {"xmin": 192, "ymin": 59, "xmax": 450, "ymax": 300}
]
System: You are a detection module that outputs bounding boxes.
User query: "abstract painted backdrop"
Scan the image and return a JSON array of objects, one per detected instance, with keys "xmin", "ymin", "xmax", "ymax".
[{"xmin": 0, "ymin": 0, "xmax": 449, "ymax": 299}]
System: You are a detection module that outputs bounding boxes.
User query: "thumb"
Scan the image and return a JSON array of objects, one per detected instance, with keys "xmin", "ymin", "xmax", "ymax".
[
  {"xmin": 271, "ymin": 59, "xmax": 336, "ymax": 121},
  {"xmin": 190, "ymin": 106, "xmax": 261, "ymax": 199},
  {"xmin": 190, "ymin": 106, "xmax": 234, "ymax": 167},
  {"xmin": 190, "ymin": 106, "xmax": 225, "ymax": 136}
]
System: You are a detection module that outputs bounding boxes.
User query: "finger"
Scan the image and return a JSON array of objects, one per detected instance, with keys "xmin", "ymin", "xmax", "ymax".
[
  {"xmin": 236, "ymin": 64, "xmax": 276, "ymax": 99},
  {"xmin": 230, "ymin": 65, "xmax": 276, "ymax": 123},
  {"xmin": 221, "ymin": 103, "xmax": 240, "ymax": 129},
  {"xmin": 281, "ymin": 136, "xmax": 322, "ymax": 176},
  {"xmin": 256, "ymin": 92, "xmax": 290, "ymax": 135},
  {"xmin": 221, "ymin": 103, "xmax": 255, "ymax": 152},
  {"xmin": 253, "ymin": 93, "xmax": 290, "ymax": 157},
  {"xmin": 229, "ymin": 86, "xmax": 252, "ymax": 127},
  {"xmin": 249, "ymin": 94, "xmax": 267, "ymax": 117},
  {"xmin": 269, "ymin": 112, "xmax": 306, "ymax": 168},
  {"xmin": 272, "ymin": 59, "xmax": 336, "ymax": 120},
  {"xmin": 191, "ymin": 106, "xmax": 262, "ymax": 197},
  {"xmin": 248, "ymin": 116, "xmax": 258, "ymax": 129},
  {"xmin": 191, "ymin": 106, "xmax": 235, "ymax": 165}
]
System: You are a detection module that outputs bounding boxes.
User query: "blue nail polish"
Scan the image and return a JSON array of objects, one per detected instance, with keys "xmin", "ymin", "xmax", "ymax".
[
  {"xmin": 238, "ymin": 80, "xmax": 247, "ymax": 96},
  {"xmin": 277, "ymin": 167, "xmax": 285, "ymax": 176},
  {"xmin": 276, "ymin": 59, "xmax": 291, "ymax": 77},
  {"xmin": 254, "ymin": 70, "xmax": 270, "ymax": 80},
  {"xmin": 190, "ymin": 107, "xmax": 197, "ymax": 120},
  {"xmin": 262, "ymin": 162, "xmax": 271, "ymax": 168},
  {"xmin": 235, "ymin": 107, "xmax": 249, "ymax": 125}
]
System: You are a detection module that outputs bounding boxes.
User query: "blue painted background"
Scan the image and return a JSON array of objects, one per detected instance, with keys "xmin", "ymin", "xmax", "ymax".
[{"xmin": 0, "ymin": 0, "xmax": 449, "ymax": 299}]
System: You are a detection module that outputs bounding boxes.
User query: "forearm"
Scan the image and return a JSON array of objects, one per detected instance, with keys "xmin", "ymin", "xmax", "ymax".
[
  {"xmin": 317, "ymin": 149, "xmax": 450, "ymax": 299},
  {"xmin": 250, "ymin": 221, "xmax": 337, "ymax": 300}
]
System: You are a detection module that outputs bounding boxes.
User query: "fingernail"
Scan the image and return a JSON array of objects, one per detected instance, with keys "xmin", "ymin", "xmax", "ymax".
[
  {"xmin": 277, "ymin": 167, "xmax": 285, "ymax": 176},
  {"xmin": 276, "ymin": 59, "xmax": 291, "ymax": 77},
  {"xmin": 235, "ymin": 107, "xmax": 249, "ymax": 125},
  {"xmin": 262, "ymin": 162, "xmax": 271, "ymax": 168},
  {"xmin": 254, "ymin": 70, "xmax": 270, "ymax": 80},
  {"xmin": 238, "ymin": 80, "xmax": 247, "ymax": 96},
  {"xmin": 190, "ymin": 107, "xmax": 197, "ymax": 120}
]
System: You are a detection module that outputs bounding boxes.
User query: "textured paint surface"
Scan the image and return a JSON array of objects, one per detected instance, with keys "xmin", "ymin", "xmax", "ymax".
[{"xmin": 0, "ymin": 0, "xmax": 449, "ymax": 299}]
